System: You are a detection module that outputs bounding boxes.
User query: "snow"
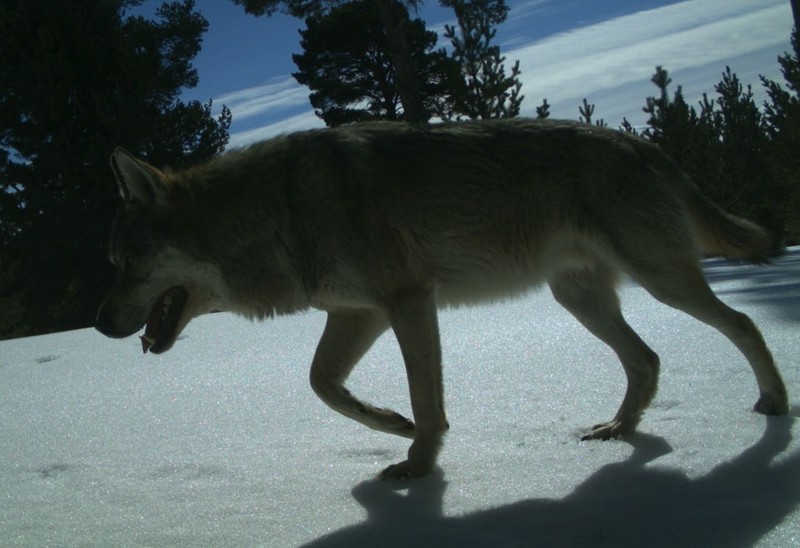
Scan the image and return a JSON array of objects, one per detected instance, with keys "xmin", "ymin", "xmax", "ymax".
[{"xmin": 2, "ymin": 249, "xmax": 799, "ymax": 547}]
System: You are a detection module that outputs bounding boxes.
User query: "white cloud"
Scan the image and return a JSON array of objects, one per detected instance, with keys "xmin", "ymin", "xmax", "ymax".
[
  {"xmin": 216, "ymin": 0, "xmax": 793, "ymax": 142},
  {"xmin": 215, "ymin": 77, "xmax": 310, "ymax": 122},
  {"xmin": 511, "ymin": 0, "xmax": 791, "ymax": 122},
  {"xmin": 227, "ymin": 111, "xmax": 324, "ymax": 148}
]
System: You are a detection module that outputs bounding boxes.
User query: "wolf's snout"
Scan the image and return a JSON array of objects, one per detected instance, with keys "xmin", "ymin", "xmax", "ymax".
[
  {"xmin": 95, "ymin": 315, "xmax": 123, "ymax": 338},
  {"xmin": 95, "ymin": 304, "xmax": 133, "ymax": 339}
]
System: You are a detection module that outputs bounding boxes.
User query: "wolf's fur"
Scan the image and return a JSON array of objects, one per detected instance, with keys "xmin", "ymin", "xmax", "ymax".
[{"xmin": 96, "ymin": 118, "xmax": 789, "ymax": 479}]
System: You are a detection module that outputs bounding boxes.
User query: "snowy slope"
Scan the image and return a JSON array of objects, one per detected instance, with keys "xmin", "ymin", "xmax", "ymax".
[{"xmin": 1, "ymin": 249, "xmax": 799, "ymax": 547}]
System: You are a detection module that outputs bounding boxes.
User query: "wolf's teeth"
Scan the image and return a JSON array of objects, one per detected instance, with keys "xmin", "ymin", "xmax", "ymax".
[
  {"xmin": 140, "ymin": 335, "xmax": 155, "ymax": 354},
  {"xmin": 161, "ymin": 292, "xmax": 173, "ymax": 320}
]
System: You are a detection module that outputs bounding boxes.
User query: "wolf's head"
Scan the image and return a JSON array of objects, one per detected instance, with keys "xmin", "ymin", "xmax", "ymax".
[{"xmin": 95, "ymin": 149, "xmax": 223, "ymax": 354}]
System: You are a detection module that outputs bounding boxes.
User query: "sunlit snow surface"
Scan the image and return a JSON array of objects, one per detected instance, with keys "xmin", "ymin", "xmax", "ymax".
[{"xmin": 2, "ymin": 249, "xmax": 799, "ymax": 546}]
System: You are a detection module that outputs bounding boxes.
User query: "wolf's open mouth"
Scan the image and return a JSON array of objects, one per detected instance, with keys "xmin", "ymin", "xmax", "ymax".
[{"xmin": 140, "ymin": 286, "xmax": 188, "ymax": 354}]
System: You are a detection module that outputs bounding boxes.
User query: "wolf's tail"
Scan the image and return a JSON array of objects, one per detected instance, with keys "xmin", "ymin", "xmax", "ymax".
[{"xmin": 684, "ymin": 180, "xmax": 774, "ymax": 262}]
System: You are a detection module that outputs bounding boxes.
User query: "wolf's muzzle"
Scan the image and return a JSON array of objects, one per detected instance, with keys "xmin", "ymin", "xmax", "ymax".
[{"xmin": 95, "ymin": 304, "xmax": 137, "ymax": 339}]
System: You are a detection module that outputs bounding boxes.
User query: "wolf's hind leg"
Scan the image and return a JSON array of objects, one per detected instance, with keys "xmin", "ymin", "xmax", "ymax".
[
  {"xmin": 632, "ymin": 258, "xmax": 788, "ymax": 415},
  {"xmin": 310, "ymin": 309, "xmax": 416, "ymax": 439},
  {"xmin": 549, "ymin": 264, "xmax": 661, "ymax": 440}
]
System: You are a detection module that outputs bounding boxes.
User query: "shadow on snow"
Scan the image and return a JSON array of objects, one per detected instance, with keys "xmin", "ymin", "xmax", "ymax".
[
  {"xmin": 702, "ymin": 248, "xmax": 800, "ymax": 323},
  {"xmin": 303, "ymin": 415, "xmax": 800, "ymax": 548}
]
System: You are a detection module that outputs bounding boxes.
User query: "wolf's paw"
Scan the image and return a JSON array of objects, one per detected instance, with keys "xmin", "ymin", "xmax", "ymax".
[
  {"xmin": 753, "ymin": 392, "xmax": 789, "ymax": 416},
  {"xmin": 581, "ymin": 420, "xmax": 631, "ymax": 441},
  {"xmin": 378, "ymin": 459, "xmax": 431, "ymax": 480}
]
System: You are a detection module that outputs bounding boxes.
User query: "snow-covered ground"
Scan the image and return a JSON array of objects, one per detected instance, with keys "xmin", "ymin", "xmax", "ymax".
[{"xmin": 2, "ymin": 249, "xmax": 799, "ymax": 547}]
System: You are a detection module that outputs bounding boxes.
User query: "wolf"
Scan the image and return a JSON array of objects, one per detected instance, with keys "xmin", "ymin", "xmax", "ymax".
[{"xmin": 95, "ymin": 118, "xmax": 789, "ymax": 479}]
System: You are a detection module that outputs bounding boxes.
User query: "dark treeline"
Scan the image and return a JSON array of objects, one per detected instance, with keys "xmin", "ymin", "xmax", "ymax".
[
  {"xmin": 1, "ymin": 0, "xmax": 798, "ymax": 339},
  {"xmin": 632, "ymin": 50, "xmax": 800, "ymax": 248}
]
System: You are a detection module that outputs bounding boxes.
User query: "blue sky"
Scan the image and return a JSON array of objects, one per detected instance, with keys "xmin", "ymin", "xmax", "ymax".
[{"xmin": 135, "ymin": 0, "xmax": 794, "ymax": 147}]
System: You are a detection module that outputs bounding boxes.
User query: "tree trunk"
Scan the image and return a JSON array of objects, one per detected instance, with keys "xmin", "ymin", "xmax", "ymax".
[
  {"xmin": 792, "ymin": 0, "xmax": 799, "ymax": 30},
  {"xmin": 374, "ymin": 0, "xmax": 429, "ymax": 123}
]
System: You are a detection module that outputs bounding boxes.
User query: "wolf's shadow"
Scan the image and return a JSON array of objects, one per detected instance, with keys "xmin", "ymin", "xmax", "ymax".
[{"xmin": 303, "ymin": 416, "xmax": 799, "ymax": 547}]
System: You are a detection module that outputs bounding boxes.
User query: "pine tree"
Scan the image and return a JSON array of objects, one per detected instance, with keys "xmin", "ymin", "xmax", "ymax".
[
  {"xmin": 642, "ymin": 66, "xmax": 712, "ymax": 172},
  {"xmin": 619, "ymin": 118, "xmax": 637, "ymax": 134},
  {"xmin": 578, "ymin": 98, "xmax": 606, "ymax": 126},
  {"xmin": 0, "ymin": 0, "xmax": 231, "ymax": 337},
  {"xmin": 709, "ymin": 67, "xmax": 773, "ymax": 228},
  {"xmin": 535, "ymin": 98, "xmax": 550, "ymax": 119},
  {"xmin": 441, "ymin": 0, "xmax": 523, "ymax": 119},
  {"xmin": 233, "ymin": 0, "xmax": 431, "ymax": 122},
  {"xmin": 761, "ymin": 27, "xmax": 800, "ymax": 240},
  {"xmin": 291, "ymin": 0, "xmax": 461, "ymax": 125},
  {"xmin": 641, "ymin": 64, "xmax": 790, "ymax": 243}
]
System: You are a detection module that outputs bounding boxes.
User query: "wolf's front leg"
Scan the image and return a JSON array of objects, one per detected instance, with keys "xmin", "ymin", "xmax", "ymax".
[
  {"xmin": 310, "ymin": 309, "xmax": 416, "ymax": 438},
  {"xmin": 380, "ymin": 287, "xmax": 449, "ymax": 480}
]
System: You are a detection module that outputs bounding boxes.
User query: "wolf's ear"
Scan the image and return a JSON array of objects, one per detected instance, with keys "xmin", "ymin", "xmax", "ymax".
[{"xmin": 110, "ymin": 148, "xmax": 169, "ymax": 206}]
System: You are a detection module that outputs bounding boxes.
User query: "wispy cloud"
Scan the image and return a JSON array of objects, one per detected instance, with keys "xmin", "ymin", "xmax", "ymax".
[
  {"xmin": 510, "ymin": 0, "xmax": 791, "ymax": 123},
  {"xmin": 227, "ymin": 111, "xmax": 323, "ymax": 149},
  {"xmin": 218, "ymin": 0, "xmax": 792, "ymax": 145},
  {"xmin": 216, "ymin": 77, "xmax": 310, "ymax": 122}
]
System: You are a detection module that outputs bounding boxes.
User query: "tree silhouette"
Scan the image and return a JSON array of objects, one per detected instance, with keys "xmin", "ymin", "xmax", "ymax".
[
  {"xmin": 641, "ymin": 63, "xmax": 793, "ymax": 243},
  {"xmin": 233, "ymin": 0, "xmax": 430, "ymax": 121},
  {"xmin": 441, "ymin": 0, "xmax": 523, "ymax": 119},
  {"xmin": 642, "ymin": 66, "xmax": 711, "ymax": 170},
  {"xmin": 578, "ymin": 98, "xmax": 605, "ymax": 126},
  {"xmin": 761, "ymin": 27, "xmax": 800, "ymax": 240},
  {"xmin": 291, "ymin": 0, "xmax": 460, "ymax": 125},
  {"xmin": 0, "ymin": 0, "xmax": 231, "ymax": 337},
  {"xmin": 535, "ymin": 98, "xmax": 550, "ymax": 119}
]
